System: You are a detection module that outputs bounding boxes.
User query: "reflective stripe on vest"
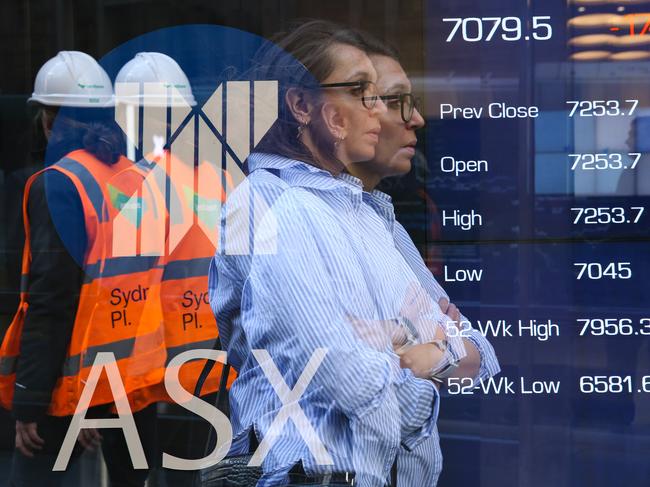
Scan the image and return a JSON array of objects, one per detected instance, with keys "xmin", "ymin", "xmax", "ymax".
[
  {"xmin": 162, "ymin": 257, "xmax": 212, "ymax": 281},
  {"xmin": 84, "ymin": 255, "xmax": 162, "ymax": 283},
  {"xmin": 165, "ymin": 338, "xmax": 218, "ymax": 366},
  {"xmin": 58, "ymin": 157, "xmax": 108, "ymax": 222},
  {"xmin": 61, "ymin": 329, "xmax": 165, "ymax": 377}
]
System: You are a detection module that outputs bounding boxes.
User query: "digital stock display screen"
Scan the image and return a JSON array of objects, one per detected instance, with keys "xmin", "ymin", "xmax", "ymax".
[{"xmin": 420, "ymin": 1, "xmax": 650, "ymax": 486}]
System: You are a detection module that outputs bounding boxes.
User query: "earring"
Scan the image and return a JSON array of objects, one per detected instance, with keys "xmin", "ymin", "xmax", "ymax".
[
  {"xmin": 334, "ymin": 133, "xmax": 345, "ymax": 149},
  {"xmin": 297, "ymin": 119, "xmax": 309, "ymax": 140}
]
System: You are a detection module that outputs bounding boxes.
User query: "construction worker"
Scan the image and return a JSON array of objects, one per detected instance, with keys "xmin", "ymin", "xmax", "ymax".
[
  {"xmin": 0, "ymin": 51, "xmax": 166, "ymax": 486},
  {"xmin": 110, "ymin": 52, "xmax": 235, "ymax": 484}
]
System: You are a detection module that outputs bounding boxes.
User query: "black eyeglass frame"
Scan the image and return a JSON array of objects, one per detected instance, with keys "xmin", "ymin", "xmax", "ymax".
[
  {"xmin": 379, "ymin": 93, "xmax": 421, "ymax": 123},
  {"xmin": 318, "ymin": 80, "xmax": 379, "ymax": 110}
]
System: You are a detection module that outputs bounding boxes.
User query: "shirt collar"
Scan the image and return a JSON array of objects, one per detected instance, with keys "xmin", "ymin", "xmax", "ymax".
[
  {"xmin": 336, "ymin": 171, "xmax": 364, "ymax": 189},
  {"xmin": 368, "ymin": 188, "xmax": 392, "ymax": 205},
  {"xmin": 340, "ymin": 171, "xmax": 397, "ymax": 226},
  {"xmin": 337, "ymin": 170, "xmax": 394, "ymax": 206},
  {"xmin": 363, "ymin": 188, "xmax": 396, "ymax": 230},
  {"xmin": 248, "ymin": 153, "xmax": 364, "ymax": 208},
  {"xmin": 248, "ymin": 152, "xmax": 324, "ymax": 174}
]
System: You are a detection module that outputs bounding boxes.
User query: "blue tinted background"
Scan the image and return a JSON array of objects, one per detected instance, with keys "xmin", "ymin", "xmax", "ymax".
[{"xmin": 421, "ymin": 1, "xmax": 650, "ymax": 486}]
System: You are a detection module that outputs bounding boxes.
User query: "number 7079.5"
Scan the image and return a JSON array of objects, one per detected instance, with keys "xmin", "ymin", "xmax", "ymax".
[{"xmin": 442, "ymin": 16, "xmax": 552, "ymax": 43}]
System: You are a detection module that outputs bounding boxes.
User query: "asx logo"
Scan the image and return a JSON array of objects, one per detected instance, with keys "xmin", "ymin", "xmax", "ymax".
[
  {"xmin": 53, "ymin": 349, "xmax": 333, "ymax": 472},
  {"xmin": 112, "ymin": 80, "xmax": 279, "ymax": 257}
]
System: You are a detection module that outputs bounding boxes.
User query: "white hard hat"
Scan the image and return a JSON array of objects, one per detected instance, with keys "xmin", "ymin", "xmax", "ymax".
[
  {"xmin": 115, "ymin": 52, "xmax": 196, "ymax": 107},
  {"xmin": 28, "ymin": 51, "xmax": 114, "ymax": 107}
]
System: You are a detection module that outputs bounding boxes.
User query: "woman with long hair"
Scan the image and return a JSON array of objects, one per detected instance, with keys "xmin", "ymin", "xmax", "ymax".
[{"xmin": 210, "ymin": 21, "xmax": 463, "ymax": 486}]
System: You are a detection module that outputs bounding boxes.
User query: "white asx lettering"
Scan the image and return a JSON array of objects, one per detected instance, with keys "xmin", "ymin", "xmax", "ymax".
[
  {"xmin": 55, "ymin": 348, "xmax": 332, "ymax": 472},
  {"xmin": 248, "ymin": 348, "xmax": 333, "ymax": 467},
  {"xmin": 53, "ymin": 352, "xmax": 147, "ymax": 471},
  {"xmin": 162, "ymin": 349, "xmax": 232, "ymax": 470}
]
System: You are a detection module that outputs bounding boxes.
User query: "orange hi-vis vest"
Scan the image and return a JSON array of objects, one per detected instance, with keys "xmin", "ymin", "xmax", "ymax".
[
  {"xmin": 107, "ymin": 150, "xmax": 235, "ymax": 408},
  {"xmin": 0, "ymin": 149, "xmax": 167, "ymax": 416}
]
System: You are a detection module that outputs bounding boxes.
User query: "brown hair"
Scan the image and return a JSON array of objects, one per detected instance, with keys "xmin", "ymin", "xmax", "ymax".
[
  {"xmin": 40, "ymin": 105, "xmax": 125, "ymax": 165},
  {"xmin": 252, "ymin": 20, "xmax": 368, "ymax": 166},
  {"xmin": 353, "ymin": 29, "xmax": 401, "ymax": 62}
]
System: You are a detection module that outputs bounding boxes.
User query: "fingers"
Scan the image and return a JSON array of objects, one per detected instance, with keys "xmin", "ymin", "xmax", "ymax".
[
  {"xmin": 438, "ymin": 297, "xmax": 450, "ymax": 314},
  {"xmin": 15, "ymin": 428, "xmax": 33, "ymax": 458},
  {"xmin": 391, "ymin": 326, "xmax": 409, "ymax": 349},
  {"xmin": 399, "ymin": 343, "xmax": 443, "ymax": 379},
  {"xmin": 78, "ymin": 429, "xmax": 103, "ymax": 451},
  {"xmin": 15, "ymin": 422, "xmax": 44, "ymax": 457},
  {"xmin": 448, "ymin": 303, "xmax": 461, "ymax": 323},
  {"xmin": 78, "ymin": 430, "xmax": 92, "ymax": 450},
  {"xmin": 439, "ymin": 297, "xmax": 462, "ymax": 324},
  {"xmin": 89, "ymin": 428, "xmax": 103, "ymax": 444},
  {"xmin": 25, "ymin": 423, "xmax": 45, "ymax": 447}
]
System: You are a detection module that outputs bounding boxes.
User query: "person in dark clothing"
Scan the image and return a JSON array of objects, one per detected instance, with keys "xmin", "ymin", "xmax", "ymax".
[
  {"xmin": 12, "ymin": 169, "xmax": 85, "ymax": 422},
  {"xmin": 2, "ymin": 51, "xmax": 159, "ymax": 487},
  {"xmin": 8, "ymin": 168, "xmax": 88, "ymax": 486}
]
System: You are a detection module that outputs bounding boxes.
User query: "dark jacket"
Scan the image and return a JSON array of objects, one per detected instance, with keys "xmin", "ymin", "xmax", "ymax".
[{"xmin": 13, "ymin": 170, "xmax": 85, "ymax": 421}]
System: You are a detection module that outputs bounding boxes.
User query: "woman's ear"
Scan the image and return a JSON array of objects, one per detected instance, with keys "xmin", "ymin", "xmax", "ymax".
[
  {"xmin": 285, "ymin": 87, "xmax": 312, "ymax": 125},
  {"xmin": 320, "ymin": 102, "xmax": 347, "ymax": 141}
]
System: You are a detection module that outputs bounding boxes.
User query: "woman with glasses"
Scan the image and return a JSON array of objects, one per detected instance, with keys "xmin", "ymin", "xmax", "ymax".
[
  {"xmin": 343, "ymin": 32, "xmax": 501, "ymax": 486},
  {"xmin": 210, "ymin": 20, "xmax": 459, "ymax": 486}
]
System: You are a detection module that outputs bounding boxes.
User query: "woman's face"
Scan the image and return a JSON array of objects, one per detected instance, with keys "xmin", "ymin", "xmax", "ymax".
[
  {"xmin": 319, "ymin": 44, "xmax": 385, "ymax": 166},
  {"xmin": 368, "ymin": 54, "xmax": 425, "ymax": 178}
]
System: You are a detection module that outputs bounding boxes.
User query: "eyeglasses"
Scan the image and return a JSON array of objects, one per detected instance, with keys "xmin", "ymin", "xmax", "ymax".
[
  {"xmin": 379, "ymin": 93, "xmax": 420, "ymax": 123},
  {"xmin": 319, "ymin": 80, "xmax": 380, "ymax": 110}
]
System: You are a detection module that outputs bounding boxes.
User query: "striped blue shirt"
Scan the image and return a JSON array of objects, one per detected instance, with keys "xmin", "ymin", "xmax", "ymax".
[{"xmin": 209, "ymin": 153, "xmax": 499, "ymax": 486}]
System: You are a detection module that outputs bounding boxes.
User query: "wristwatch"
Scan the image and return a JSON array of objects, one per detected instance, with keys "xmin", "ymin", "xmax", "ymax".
[{"xmin": 429, "ymin": 338, "xmax": 459, "ymax": 384}]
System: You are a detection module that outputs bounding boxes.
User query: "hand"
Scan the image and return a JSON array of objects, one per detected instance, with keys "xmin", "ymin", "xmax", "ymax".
[
  {"xmin": 78, "ymin": 428, "xmax": 103, "ymax": 451},
  {"xmin": 399, "ymin": 284, "xmax": 453, "ymax": 343},
  {"xmin": 348, "ymin": 315, "xmax": 423, "ymax": 353},
  {"xmin": 15, "ymin": 421, "xmax": 45, "ymax": 457},
  {"xmin": 398, "ymin": 343, "xmax": 445, "ymax": 379},
  {"xmin": 438, "ymin": 297, "xmax": 461, "ymax": 324}
]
